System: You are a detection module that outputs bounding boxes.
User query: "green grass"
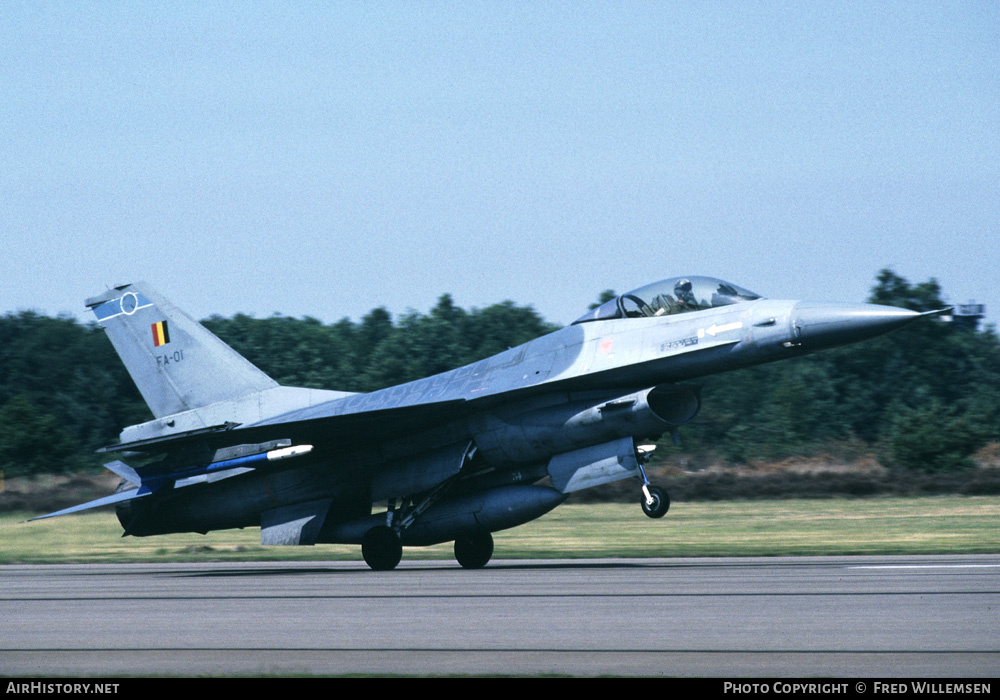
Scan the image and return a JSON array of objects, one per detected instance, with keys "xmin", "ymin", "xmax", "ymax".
[{"xmin": 1, "ymin": 496, "xmax": 997, "ymax": 564}]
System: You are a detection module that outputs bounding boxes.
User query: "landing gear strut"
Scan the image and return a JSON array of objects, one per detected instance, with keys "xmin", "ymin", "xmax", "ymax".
[
  {"xmin": 361, "ymin": 525, "xmax": 402, "ymax": 571},
  {"xmin": 454, "ymin": 530, "xmax": 494, "ymax": 569}
]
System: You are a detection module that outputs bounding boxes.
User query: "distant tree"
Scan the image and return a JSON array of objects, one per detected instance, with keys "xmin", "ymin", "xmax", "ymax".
[
  {"xmin": 869, "ymin": 268, "xmax": 946, "ymax": 312},
  {"xmin": 0, "ymin": 395, "xmax": 83, "ymax": 476},
  {"xmin": 0, "ymin": 312, "xmax": 148, "ymax": 464},
  {"xmin": 886, "ymin": 400, "xmax": 993, "ymax": 472},
  {"xmin": 462, "ymin": 301, "xmax": 558, "ymax": 361},
  {"xmin": 205, "ymin": 297, "xmax": 557, "ymax": 394}
]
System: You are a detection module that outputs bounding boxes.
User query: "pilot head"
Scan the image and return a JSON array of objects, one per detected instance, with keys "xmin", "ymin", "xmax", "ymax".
[{"xmin": 674, "ymin": 279, "xmax": 695, "ymax": 305}]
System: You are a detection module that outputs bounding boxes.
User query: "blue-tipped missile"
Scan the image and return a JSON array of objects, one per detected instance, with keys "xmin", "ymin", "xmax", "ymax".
[{"xmin": 159, "ymin": 443, "xmax": 314, "ymax": 483}]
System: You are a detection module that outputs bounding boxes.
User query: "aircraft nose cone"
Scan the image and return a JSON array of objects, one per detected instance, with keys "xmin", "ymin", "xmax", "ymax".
[{"xmin": 792, "ymin": 302, "xmax": 923, "ymax": 349}]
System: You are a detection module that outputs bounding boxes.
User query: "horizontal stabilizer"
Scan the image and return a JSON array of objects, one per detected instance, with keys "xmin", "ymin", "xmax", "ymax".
[{"xmin": 30, "ymin": 486, "xmax": 153, "ymax": 521}]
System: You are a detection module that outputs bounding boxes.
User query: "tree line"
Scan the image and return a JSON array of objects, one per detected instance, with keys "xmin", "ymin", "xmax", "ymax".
[{"xmin": 1, "ymin": 270, "xmax": 997, "ymax": 478}]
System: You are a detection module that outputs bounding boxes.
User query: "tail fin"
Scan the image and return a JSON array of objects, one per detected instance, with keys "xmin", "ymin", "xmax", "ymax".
[{"xmin": 86, "ymin": 282, "xmax": 278, "ymax": 418}]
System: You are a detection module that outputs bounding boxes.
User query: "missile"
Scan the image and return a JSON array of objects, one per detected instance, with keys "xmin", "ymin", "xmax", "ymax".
[{"xmin": 158, "ymin": 444, "xmax": 314, "ymax": 482}]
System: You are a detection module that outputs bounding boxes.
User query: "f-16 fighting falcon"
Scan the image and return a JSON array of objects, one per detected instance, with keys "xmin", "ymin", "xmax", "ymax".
[{"xmin": 35, "ymin": 277, "xmax": 940, "ymax": 569}]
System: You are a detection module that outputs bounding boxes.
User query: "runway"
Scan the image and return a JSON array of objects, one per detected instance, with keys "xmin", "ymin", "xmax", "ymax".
[{"xmin": 2, "ymin": 555, "xmax": 998, "ymax": 677}]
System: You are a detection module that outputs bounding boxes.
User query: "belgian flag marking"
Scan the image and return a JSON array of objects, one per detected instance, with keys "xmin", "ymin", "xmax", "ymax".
[{"xmin": 151, "ymin": 320, "xmax": 170, "ymax": 347}]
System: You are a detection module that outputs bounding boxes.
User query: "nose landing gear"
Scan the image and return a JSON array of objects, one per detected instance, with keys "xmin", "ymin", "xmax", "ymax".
[
  {"xmin": 640, "ymin": 484, "xmax": 669, "ymax": 518},
  {"xmin": 635, "ymin": 444, "xmax": 670, "ymax": 519}
]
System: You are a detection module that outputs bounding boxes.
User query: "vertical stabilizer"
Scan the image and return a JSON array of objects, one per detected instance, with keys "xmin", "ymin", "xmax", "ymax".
[{"xmin": 86, "ymin": 282, "xmax": 278, "ymax": 418}]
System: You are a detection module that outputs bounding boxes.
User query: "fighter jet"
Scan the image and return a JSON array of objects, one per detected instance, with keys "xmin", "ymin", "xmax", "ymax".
[{"xmin": 35, "ymin": 277, "xmax": 939, "ymax": 570}]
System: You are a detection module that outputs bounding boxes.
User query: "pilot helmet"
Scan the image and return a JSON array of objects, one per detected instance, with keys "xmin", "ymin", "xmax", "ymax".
[{"xmin": 674, "ymin": 278, "xmax": 694, "ymax": 302}]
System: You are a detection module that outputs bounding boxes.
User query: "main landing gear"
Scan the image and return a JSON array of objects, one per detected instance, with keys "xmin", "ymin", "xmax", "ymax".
[
  {"xmin": 360, "ymin": 527, "xmax": 496, "ymax": 571},
  {"xmin": 454, "ymin": 530, "xmax": 494, "ymax": 569},
  {"xmin": 360, "ymin": 483, "xmax": 497, "ymax": 570},
  {"xmin": 361, "ymin": 525, "xmax": 402, "ymax": 571}
]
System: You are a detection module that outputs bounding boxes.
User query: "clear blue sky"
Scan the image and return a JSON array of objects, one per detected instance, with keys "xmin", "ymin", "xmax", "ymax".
[{"xmin": 3, "ymin": 2, "xmax": 997, "ymax": 328}]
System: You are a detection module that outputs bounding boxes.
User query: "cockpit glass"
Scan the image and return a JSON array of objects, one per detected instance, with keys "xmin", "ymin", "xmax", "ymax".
[{"xmin": 573, "ymin": 276, "xmax": 761, "ymax": 324}]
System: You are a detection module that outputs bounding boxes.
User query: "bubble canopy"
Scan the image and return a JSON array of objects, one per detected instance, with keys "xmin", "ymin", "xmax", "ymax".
[{"xmin": 572, "ymin": 276, "xmax": 762, "ymax": 325}]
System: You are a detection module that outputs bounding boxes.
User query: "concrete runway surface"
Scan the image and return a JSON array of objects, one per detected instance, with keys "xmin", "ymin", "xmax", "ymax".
[{"xmin": 2, "ymin": 555, "xmax": 998, "ymax": 677}]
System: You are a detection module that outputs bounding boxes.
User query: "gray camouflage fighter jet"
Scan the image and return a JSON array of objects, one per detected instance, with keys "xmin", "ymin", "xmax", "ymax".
[{"xmin": 36, "ymin": 277, "xmax": 939, "ymax": 569}]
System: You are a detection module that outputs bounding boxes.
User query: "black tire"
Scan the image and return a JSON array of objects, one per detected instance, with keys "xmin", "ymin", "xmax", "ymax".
[
  {"xmin": 361, "ymin": 526, "xmax": 403, "ymax": 571},
  {"xmin": 641, "ymin": 485, "xmax": 670, "ymax": 519},
  {"xmin": 454, "ymin": 530, "xmax": 494, "ymax": 569}
]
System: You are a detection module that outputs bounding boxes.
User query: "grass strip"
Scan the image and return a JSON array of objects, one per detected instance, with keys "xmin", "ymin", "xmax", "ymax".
[{"xmin": 1, "ymin": 496, "xmax": 997, "ymax": 564}]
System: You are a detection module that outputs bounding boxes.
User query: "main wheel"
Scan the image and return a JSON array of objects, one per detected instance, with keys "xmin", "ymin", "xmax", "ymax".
[
  {"xmin": 361, "ymin": 526, "xmax": 403, "ymax": 571},
  {"xmin": 641, "ymin": 485, "xmax": 670, "ymax": 519},
  {"xmin": 454, "ymin": 530, "xmax": 494, "ymax": 569}
]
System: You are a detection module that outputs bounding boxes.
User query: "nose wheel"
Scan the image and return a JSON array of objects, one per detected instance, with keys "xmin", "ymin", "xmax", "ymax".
[
  {"xmin": 640, "ymin": 484, "xmax": 669, "ymax": 518},
  {"xmin": 635, "ymin": 444, "xmax": 669, "ymax": 519}
]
